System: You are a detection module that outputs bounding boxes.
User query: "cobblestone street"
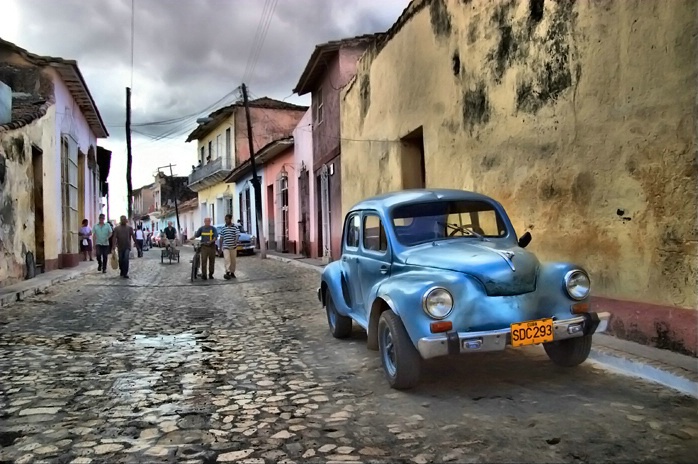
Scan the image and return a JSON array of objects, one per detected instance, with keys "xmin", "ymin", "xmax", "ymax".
[{"xmin": 0, "ymin": 249, "xmax": 696, "ymax": 464}]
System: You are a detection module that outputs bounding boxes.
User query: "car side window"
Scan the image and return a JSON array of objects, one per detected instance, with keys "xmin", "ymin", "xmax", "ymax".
[
  {"xmin": 363, "ymin": 214, "xmax": 387, "ymax": 252},
  {"xmin": 345, "ymin": 214, "xmax": 360, "ymax": 249}
]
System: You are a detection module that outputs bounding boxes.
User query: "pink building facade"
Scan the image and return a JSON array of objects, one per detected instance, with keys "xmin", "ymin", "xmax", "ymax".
[
  {"xmin": 293, "ymin": 34, "xmax": 382, "ymax": 262},
  {"xmin": 263, "ymin": 145, "xmax": 296, "ymax": 253},
  {"xmin": 290, "ymin": 109, "xmax": 316, "ymax": 257}
]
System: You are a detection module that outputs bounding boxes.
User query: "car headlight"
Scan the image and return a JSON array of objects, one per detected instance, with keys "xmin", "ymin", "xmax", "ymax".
[
  {"xmin": 564, "ymin": 270, "xmax": 590, "ymax": 300},
  {"xmin": 422, "ymin": 287, "xmax": 454, "ymax": 319}
]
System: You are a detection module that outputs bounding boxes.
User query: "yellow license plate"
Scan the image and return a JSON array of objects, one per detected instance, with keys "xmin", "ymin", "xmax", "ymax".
[{"xmin": 511, "ymin": 318, "xmax": 554, "ymax": 347}]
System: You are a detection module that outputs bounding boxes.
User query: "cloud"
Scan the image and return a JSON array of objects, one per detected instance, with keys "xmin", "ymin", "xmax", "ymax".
[{"xmin": 6, "ymin": 0, "xmax": 409, "ymax": 217}]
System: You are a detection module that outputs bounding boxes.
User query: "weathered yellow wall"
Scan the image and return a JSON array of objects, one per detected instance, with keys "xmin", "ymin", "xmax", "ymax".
[
  {"xmin": 341, "ymin": 0, "xmax": 697, "ymax": 309},
  {"xmin": 197, "ymin": 182, "xmax": 236, "ymax": 222},
  {"xmin": 197, "ymin": 114, "xmax": 235, "ymax": 167}
]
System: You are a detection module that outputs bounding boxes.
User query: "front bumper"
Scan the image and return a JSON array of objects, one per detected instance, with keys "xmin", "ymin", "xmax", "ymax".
[
  {"xmin": 417, "ymin": 312, "xmax": 610, "ymax": 360},
  {"xmin": 237, "ymin": 244, "xmax": 255, "ymax": 253}
]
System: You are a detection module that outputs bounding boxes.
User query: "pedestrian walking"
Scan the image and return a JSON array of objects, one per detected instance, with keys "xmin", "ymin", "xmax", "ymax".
[
  {"xmin": 79, "ymin": 219, "xmax": 93, "ymax": 262},
  {"xmin": 113, "ymin": 215, "xmax": 137, "ymax": 279},
  {"xmin": 195, "ymin": 217, "xmax": 218, "ymax": 280},
  {"xmin": 218, "ymin": 214, "xmax": 240, "ymax": 280},
  {"xmin": 92, "ymin": 214, "xmax": 113, "ymax": 274},
  {"xmin": 135, "ymin": 226, "xmax": 145, "ymax": 257}
]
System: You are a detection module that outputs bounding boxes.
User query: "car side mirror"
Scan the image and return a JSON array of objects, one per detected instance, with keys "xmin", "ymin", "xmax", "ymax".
[{"xmin": 518, "ymin": 231, "xmax": 532, "ymax": 248}]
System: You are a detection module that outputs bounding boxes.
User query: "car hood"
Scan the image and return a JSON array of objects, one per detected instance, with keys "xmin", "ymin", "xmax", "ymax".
[
  {"xmin": 238, "ymin": 232, "xmax": 252, "ymax": 241},
  {"xmin": 402, "ymin": 240, "xmax": 539, "ymax": 296}
]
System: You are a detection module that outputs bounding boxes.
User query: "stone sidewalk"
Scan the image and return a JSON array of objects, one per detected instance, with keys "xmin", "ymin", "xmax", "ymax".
[
  {"xmin": 267, "ymin": 252, "xmax": 698, "ymax": 399},
  {"xmin": 0, "ymin": 261, "xmax": 95, "ymax": 308}
]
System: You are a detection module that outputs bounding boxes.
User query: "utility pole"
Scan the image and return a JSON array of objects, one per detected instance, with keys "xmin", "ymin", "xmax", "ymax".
[
  {"xmin": 156, "ymin": 163, "xmax": 181, "ymax": 243},
  {"xmin": 126, "ymin": 87, "xmax": 133, "ymax": 223},
  {"xmin": 241, "ymin": 83, "xmax": 266, "ymax": 259}
]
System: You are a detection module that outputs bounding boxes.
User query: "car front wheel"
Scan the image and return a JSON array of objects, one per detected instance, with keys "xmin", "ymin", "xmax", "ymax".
[
  {"xmin": 378, "ymin": 311, "xmax": 422, "ymax": 390},
  {"xmin": 325, "ymin": 292, "xmax": 352, "ymax": 339},
  {"xmin": 543, "ymin": 334, "xmax": 592, "ymax": 367}
]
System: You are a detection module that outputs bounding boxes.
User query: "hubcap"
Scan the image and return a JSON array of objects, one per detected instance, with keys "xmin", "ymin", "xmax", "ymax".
[{"xmin": 381, "ymin": 325, "xmax": 396, "ymax": 377}]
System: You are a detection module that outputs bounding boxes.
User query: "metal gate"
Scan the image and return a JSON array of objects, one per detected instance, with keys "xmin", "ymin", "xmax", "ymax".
[
  {"xmin": 320, "ymin": 164, "xmax": 331, "ymax": 261},
  {"xmin": 298, "ymin": 168, "xmax": 310, "ymax": 257}
]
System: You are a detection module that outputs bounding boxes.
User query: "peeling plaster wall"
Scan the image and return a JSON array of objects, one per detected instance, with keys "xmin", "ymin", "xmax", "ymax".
[
  {"xmin": 341, "ymin": 0, "xmax": 698, "ymax": 310},
  {"xmin": 0, "ymin": 119, "xmax": 43, "ymax": 286}
]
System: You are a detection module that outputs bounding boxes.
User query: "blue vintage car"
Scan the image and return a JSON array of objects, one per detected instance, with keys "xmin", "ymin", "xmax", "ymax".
[{"xmin": 317, "ymin": 189, "xmax": 610, "ymax": 389}]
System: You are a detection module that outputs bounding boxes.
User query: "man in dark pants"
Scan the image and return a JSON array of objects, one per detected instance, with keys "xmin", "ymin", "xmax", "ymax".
[
  {"xmin": 92, "ymin": 214, "xmax": 113, "ymax": 273},
  {"xmin": 113, "ymin": 215, "xmax": 136, "ymax": 279},
  {"xmin": 195, "ymin": 217, "xmax": 218, "ymax": 280}
]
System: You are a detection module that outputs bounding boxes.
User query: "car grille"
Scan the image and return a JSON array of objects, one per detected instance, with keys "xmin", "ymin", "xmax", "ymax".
[{"xmin": 240, "ymin": 240, "xmax": 251, "ymax": 246}]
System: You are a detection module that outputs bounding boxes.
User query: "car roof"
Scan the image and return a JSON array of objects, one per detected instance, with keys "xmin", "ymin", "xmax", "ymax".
[{"xmin": 348, "ymin": 188, "xmax": 498, "ymax": 213}]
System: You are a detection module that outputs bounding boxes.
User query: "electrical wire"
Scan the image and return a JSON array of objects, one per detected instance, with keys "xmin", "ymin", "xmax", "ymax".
[{"xmin": 242, "ymin": 0, "xmax": 279, "ymax": 85}]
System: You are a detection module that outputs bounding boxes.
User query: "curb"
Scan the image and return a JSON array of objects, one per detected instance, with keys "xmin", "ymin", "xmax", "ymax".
[
  {"xmin": 264, "ymin": 252, "xmax": 698, "ymax": 398},
  {"xmin": 588, "ymin": 345, "xmax": 698, "ymax": 398},
  {"xmin": 0, "ymin": 267, "xmax": 91, "ymax": 309},
  {"xmin": 267, "ymin": 254, "xmax": 324, "ymax": 274}
]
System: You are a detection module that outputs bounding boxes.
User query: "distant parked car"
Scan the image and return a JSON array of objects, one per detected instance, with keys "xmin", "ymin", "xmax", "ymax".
[
  {"xmin": 193, "ymin": 223, "xmax": 256, "ymax": 256},
  {"xmin": 317, "ymin": 189, "xmax": 610, "ymax": 390}
]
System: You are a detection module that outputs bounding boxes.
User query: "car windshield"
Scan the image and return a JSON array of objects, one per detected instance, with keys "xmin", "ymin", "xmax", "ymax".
[{"xmin": 391, "ymin": 200, "xmax": 507, "ymax": 246}]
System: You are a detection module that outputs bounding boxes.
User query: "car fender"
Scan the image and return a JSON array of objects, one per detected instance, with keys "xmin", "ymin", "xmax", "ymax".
[
  {"xmin": 320, "ymin": 262, "xmax": 352, "ymax": 317},
  {"xmin": 365, "ymin": 267, "xmax": 464, "ymax": 350},
  {"xmin": 536, "ymin": 261, "xmax": 592, "ymax": 313}
]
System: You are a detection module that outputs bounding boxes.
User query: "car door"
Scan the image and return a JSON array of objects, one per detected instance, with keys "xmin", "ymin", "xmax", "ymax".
[
  {"xmin": 358, "ymin": 212, "xmax": 391, "ymax": 321},
  {"xmin": 340, "ymin": 213, "xmax": 364, "ymax": 317}
]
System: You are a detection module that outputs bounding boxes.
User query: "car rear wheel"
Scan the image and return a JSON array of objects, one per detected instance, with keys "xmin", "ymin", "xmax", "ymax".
[
  {"xmin": 543, "ymin": 334, "xmax": 592, "ymax": 367},
  {"xmin": 378, "ymin": 311, "xmax": 421, "ymax": 390},
  {"xmin": 325, "ymin": 292, "xmax": 352, "ymax": 339}
]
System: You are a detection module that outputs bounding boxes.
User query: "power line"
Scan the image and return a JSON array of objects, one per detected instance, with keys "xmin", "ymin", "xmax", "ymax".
[
  {"xmin": 242, "ymin": 0, "xmax": 279, "ymax": 84},
  {"xmin": 242, "ymin": 0, "xmax": 272, "ymax": 83}
]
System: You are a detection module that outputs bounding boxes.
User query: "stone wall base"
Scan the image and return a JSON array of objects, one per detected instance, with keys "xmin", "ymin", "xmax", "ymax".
[
  {"xmin": 592, "ymin": 296, "xmax": 697, "ymax": 357},
  {"xmin": 58, "ymin": 253, "xmax": 79, "ymax": 269}
]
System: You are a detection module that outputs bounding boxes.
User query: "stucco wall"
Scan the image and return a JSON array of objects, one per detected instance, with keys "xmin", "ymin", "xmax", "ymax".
[
  {"xmin": 196, "ymin": 182, "xmax": 237, "ymax": 225},
  {"xmin": 234, "ymin": 107, "xmax": 305, "ymax": 165},
  {"xmin": 341, "ymin": 0, "xmax": 698, "ymax": 310},
  {"xmin": 290, "ymin": 109, "xmax": 316, "ymax": 256}
]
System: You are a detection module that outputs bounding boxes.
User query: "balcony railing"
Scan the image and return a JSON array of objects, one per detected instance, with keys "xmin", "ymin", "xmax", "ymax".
[{"xmin": 190, "ymin": 157, "xmax": 222, "ymax": 182}]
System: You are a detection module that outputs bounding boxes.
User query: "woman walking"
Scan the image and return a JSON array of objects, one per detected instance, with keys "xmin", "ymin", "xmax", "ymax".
[{"xmin": 79, "ymin": 219, "xmax": 93, "ymax": 262}]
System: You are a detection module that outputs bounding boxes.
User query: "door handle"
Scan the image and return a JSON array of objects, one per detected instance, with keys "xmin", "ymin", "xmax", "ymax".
[
  {"xmin": 380, "ymin": 265, "xmax": 389, "ymax": 274},
  {"xmin": 342, "ymin": 256, "xmax": 347, "ymax": 262}
]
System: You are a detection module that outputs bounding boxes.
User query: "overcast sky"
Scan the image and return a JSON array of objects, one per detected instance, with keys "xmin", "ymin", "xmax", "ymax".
[{"xmin": 0, "ymin": 0, "xmax": 408, "ymax": 218}]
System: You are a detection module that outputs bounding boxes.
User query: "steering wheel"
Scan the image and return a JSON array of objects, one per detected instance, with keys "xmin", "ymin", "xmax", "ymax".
[{"xmin": 447, "ymin": 223, "xmax": 476, "ymax": 237}]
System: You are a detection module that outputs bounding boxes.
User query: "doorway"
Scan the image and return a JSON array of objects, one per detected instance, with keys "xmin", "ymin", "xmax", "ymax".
[
  {"xmin": 298, "ymin": 169, "xmax": 310, "ymax": 257},
  {"xmin": 316, "ymin": 173, "xmax": 324, "ymax": 258},
  {"xmin": 267, "ymin": 184, "xmax": 275, "ymax": 249},
  {"xmin": 32, "ymin": 145, "xmax": 44, "ymax": 272},
  {"xmin": 400, "ymin": 126, "xmax": 426, "ymax": 189},
  {"xmin": 78, "ymin": 150, "xmax": 86, "ymax": 229}
]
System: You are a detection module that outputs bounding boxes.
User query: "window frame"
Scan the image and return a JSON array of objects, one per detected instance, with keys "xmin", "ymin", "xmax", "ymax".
[
  {"xmin": 314, "ymin": 88, "xmax": 324, "ymax": 126},
  {"xmin": 361, "ymin": 212, "xmax": 388, "ymax": 255},
  {"xmin": 343, "ymin": 213, "xmax": 361, "ymax": 251}
]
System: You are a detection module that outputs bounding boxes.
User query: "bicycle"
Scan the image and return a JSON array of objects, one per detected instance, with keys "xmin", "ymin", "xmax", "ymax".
[{"xmin": 191, "ymin": 241, "xmax": 201, "ymax": 282}]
